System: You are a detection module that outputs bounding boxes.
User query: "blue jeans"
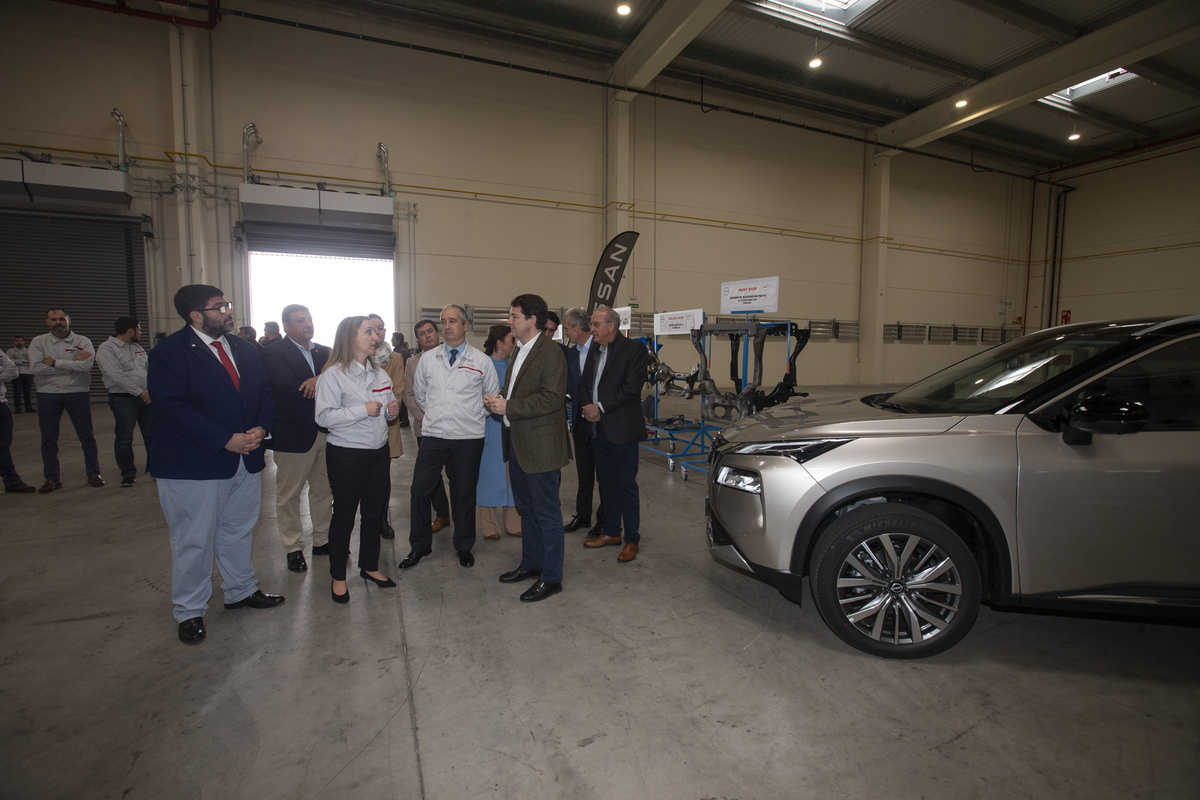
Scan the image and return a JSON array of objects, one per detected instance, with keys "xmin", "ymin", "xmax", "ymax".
[
  {"xmin": 12, "ymin": 374, "xmax": 33, "ymax": 411},
  {"xmin": 109, "ymin": 394, "xmax": 153, "ymax": 479},
  {"xmin": 37, "ymin": 391, "xmax": 100, "ymax": 479}
]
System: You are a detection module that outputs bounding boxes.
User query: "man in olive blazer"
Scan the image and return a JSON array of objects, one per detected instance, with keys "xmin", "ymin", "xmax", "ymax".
[{"xmin": 485, "ymin": 293, "xmax": 571, "ymax": 603}]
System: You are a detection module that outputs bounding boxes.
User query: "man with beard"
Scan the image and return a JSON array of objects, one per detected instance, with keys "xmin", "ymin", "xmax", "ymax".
[
  {"xmin": 28, "ymin": 307, "xmax": 103, "ymax": 491},
  {"xmin": 148, "ymin": 285, "xmax": 284, "ymax": 646}
]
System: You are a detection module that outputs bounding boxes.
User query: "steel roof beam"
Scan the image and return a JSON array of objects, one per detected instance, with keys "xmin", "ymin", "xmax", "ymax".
[
  {"xmin": 872, "ymin": 0, "xmax": 1200, "ymax": 153},
  {"xmin": 610, "ymin": 0, "xmax": 730, "ymax": 100}
]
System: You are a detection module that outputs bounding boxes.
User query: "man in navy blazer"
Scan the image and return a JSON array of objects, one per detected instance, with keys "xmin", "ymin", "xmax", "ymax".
[
  {"xmin": 580, "ymin": 307, "xmax": 649, "ymax": 563},
  {"xmin": 261, "ymin": 304, "xmax": 332, "ymax": 574},
  {"xmin": 149, "ymin": 284, "xmax": 284, "ymax": 646}
]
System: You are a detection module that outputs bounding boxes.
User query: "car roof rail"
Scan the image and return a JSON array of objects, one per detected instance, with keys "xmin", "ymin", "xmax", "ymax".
[{"xmin": 1137, "ymin": 314, "xmax": 1200, "ymax": 337}]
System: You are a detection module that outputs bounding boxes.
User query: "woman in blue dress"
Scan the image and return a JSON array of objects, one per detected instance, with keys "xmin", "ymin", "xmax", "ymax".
[{"xmin": 477, "ymin": 324, "xmax": 521, "ymax": 539}]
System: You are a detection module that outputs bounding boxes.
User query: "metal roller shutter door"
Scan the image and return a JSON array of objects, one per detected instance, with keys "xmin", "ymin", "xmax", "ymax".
[{"xmin": 0, "ymin": 209, "xmax": 148, "ymax": 401}]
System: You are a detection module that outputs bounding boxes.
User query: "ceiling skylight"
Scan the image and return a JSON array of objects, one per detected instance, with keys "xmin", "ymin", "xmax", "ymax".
[
  {"xmin": 1049, "ymin": 69, "xmax": 1137, "ymax": 102},
  {"xmin": 751, "ymin": 0, "xmax": 882, "ymax": 27}
]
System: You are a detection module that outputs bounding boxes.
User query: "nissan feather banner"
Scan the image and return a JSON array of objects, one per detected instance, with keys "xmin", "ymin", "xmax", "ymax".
[{"xmin": 587, "ymin": 230, "xmax": 640, "ymax": 313}]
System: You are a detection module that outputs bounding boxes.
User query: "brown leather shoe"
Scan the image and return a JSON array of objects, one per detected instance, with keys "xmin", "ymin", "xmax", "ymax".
[
  {"xmin": 87, "ymin": 473, "xmax": 106, "ymax": 487},
  {"xmin": 584, "ymin": 533, "xmax": 622, "ymax": 549},
  {"xmin": 617, "ymin": 543, "xmax": 639, "ymax": 563},
  {"xmin": 38, "ymin": 479, "xmax": 63, "ymax": 494},
  {"xmin": 430, "ymin": 516, "xmax": 451, "ymax": 533}
]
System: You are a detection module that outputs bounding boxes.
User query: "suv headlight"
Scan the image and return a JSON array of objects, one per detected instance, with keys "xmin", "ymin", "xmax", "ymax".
[
  {"xmin": 715, "ymin": 465, "xmax": 762, "ymax": 494},
  {"xmin": 728, "ymin": 438, "xmax": 853, "ymax": 464}
]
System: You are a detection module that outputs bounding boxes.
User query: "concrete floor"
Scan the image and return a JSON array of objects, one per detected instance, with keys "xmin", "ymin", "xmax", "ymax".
[{"xmin": 2, "ymin": 395, "xmax": 1198, "ymax": 800}]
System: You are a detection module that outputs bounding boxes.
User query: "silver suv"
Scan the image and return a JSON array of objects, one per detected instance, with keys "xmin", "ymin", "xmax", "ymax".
[{"xmin": 706, "ymin": 315, "xmax": 1200, "ymax": 658}]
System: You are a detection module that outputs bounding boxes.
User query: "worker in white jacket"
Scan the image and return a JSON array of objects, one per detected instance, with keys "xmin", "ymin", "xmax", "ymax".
[
  {"xmin": 28, "ymin": 307, "xmax": 104, "ymax": 491},
  {"xmin": 95, "ymin": 316, "xmax": 152, "ymax": 487}
]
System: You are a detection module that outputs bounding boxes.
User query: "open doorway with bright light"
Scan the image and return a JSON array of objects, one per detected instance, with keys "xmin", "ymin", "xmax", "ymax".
[{"xmin": 247, "ymin": 251, "xmax": 395, "ymax": 345}]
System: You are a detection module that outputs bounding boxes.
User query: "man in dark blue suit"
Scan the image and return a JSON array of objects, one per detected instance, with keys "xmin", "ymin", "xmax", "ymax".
[
  {"xmin": 261, "ymin": 304, "xmax": 332, "ymax": 574},
  {"xmin": 580, "ymin": 307, "xmax": 649, "ymax": 563},
  {"xmin": 149, "ymin": 284, "xmax": 284, "ymax": 646},
  {"xmin": 561, "ymin": 307, "xmax": 604, "ymax": 534}
]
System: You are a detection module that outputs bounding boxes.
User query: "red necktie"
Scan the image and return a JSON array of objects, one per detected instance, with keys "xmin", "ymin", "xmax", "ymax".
[{"xmin": 211, "ymin": 340, "xmax": 241, "ymax": 391}]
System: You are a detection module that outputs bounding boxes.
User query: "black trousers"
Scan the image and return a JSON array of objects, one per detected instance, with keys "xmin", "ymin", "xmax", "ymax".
[
  {"xmin": 571, "ymin": 424, "xmax": 603, "ymax": 523},
  {"xmin": 326, "ymin": 442, "xmax": 390, "ymax": 581},
  {"xmin": 409, "ymin": 436, "xmax": 484, "ymax": 554},
  {"xmin": 416, "ymin": 434, "xmax": 455, "ymax": 519}
]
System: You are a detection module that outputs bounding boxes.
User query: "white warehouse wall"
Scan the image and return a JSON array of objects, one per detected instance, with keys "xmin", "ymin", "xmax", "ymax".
[{"xmin": 2, "ymin": 1, "xmax": 1195, "ymax": 388}]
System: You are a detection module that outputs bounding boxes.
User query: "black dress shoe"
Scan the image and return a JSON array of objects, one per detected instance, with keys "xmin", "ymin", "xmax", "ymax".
[
  {"xmin": 310, "ymin": 544, "xmax": 330, "ymax": 556},
  {"xmin": 587, "ymin": 520, "xmax": 607, "ymax": 536},
  {"xmin": 457, "ymin": 549, "xmax": 474, "ymax": 568},
  {"xmin": 178, "ymin": 616, "xmax": 206, "ymax": 645},
  {"xmin": 564, "ymin": 515, "xmax": 591, "ymax": 532},
  {"xmin": 499, "ymin": 566, "xmax": 541, "ymax": 584},
  {"xmin": 520, "ymin": 580, "xmax": 562, "ymax": 603},
  {"xmin": 360, "ymin": 568, "xmax": 397, "ymax": 588},
  {"xmin": 398, "ymin": 550, "xmax": 431, "ymax": 569},
  {"xmin": 287, "ymin": 551, "xmax": 308, "ymax": 572},
  {"xmin": 331, "ymin": 582, "xmax": 350, "ymax": 604},
  {"xmin": 224, "ymin": 589, "xmax": 286, "ymax": 610},
  {"xmin": 380, "ymin": 520, "xmax": 396, "ymax": 540}
]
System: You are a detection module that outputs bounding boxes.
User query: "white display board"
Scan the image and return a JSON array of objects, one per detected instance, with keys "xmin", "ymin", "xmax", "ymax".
[
  {"xmin": 654, "ymin": 308, "xmax": 705, "ymax": 335},
  {"xmin": 720, "ymin": 276, "xmax": 779, "ymax": 314},
  {"xmin": 613, "ymin": 305, "xmax": 632, "ymax": 331}
]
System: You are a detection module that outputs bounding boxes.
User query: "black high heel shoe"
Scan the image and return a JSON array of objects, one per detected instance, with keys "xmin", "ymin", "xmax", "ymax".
[
  {"xmin": 360, "ymin": 569, "xmax": 397, "ymax": 588},
  {"xmin": 331, "ymin": 581, "xmax": 350, "ymax": 604}
]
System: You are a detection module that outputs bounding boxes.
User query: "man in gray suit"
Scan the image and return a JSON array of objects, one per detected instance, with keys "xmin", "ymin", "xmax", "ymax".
[{"xmin": 485, "ymin": 293, "xmax": 571, "ymax": 602}]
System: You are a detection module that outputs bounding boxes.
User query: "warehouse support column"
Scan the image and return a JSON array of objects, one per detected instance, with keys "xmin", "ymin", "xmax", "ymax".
[
  {"xmin": 167, "ymin": 25, "xmax": 219, "ymax": 292},
  {"xmin": 858, "ymin": 146, "xmax": 891, "ymax": 385}
]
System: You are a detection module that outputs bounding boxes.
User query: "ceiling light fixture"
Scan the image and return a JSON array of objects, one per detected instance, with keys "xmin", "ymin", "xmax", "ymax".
[
  {"xmin": 955, "ymin": 98, "xmax": 968, "ymax": 108},
  {"xmin": 809, "ymin": 30, "xmax": 822, "ymax": 68},
  {"xmin": 1068, "ymin": 119, "xmax": 1081, "ymax": 141},
  {"xmin": 617, "ymin": 3, "xmax": 631, "ymax": 15}
]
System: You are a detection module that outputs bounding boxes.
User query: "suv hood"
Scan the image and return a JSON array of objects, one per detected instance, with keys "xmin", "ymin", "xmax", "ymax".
[{"xmin": 718, "ymin": 394, "xmax": 965, "ymax": 443}]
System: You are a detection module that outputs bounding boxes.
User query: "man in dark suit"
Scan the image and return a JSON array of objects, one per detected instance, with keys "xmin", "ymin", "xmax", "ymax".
[
  {"xmin": 580, "ymin": 307, "xmax": 649, "ymax": 563},
  {"xmin": 561, "ymin": 306, "xmax": 604, "ymax": 534},
  {"xmin": 485, "ymin": 293, "xmax": 572, "ymax": 602},
  {"xmin": 261, "ymin": 304, "xmax": 332, "ymax": 573},
  {"xmin": 149, "ymin": 284, "xmax": 284, "ymax": 646}
]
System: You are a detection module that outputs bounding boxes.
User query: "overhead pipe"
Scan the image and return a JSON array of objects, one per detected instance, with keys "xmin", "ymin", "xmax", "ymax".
[
  {"xmin": 50, "ymin": 0, "xmax": 219, "ymax": 29},
  {"xmin": 377, "ymin": 142, "xmax": 392, "ymax": 197},
  {"xmin": 110, "ymin": 108, "xmax": 127, "ymax": 171},
  {"xmin": 242, "ymin": 123, "xmax": 261, "ymax": 184}
]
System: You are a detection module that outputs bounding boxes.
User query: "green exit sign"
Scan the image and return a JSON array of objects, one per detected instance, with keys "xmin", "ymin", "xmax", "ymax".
[{"xmin": 629, "ymin": 303, "xmax": 639, "ymax": 308}]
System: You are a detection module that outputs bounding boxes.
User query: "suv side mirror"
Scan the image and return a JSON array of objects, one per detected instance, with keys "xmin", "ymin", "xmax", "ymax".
[{"xmin": 1062, "ymin": 392, "xmax": 1149, "ymax": 445}]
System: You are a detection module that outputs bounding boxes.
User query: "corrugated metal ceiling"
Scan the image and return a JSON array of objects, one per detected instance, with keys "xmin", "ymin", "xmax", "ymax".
[{"xmin": 275, "ymin": 0, "xmax": 1200, "ymax": 172}]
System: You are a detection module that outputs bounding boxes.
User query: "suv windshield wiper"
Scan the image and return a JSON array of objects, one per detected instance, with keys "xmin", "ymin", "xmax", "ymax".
[{"xmin": 866, "ymin": 394, "xmax": 912, "ymax": 413}]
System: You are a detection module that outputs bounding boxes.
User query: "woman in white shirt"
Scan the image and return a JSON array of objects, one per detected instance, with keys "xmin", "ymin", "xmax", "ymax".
[{"xmin": 315, "ymin": 316, "xmax": 400, "ymax": 604}]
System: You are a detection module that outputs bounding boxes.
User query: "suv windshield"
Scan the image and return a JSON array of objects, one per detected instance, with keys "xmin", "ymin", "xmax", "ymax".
[{"xmin": 882, "ymin": 322, "xmax": 1154, "ymax": 414}]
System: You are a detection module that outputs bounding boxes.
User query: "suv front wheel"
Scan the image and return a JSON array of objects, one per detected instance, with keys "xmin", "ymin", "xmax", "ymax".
[{"xmin": 810, "ymin": 505, "xmax": 981, "ymax": 658}]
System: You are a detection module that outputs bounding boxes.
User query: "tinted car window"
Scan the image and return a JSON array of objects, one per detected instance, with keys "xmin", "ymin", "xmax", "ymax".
[
  {"xmin": 1073, "ymin": 336, "xmax": 1200, "ymax": 430},
  {"xmin": 884, "ymin": 324, "xmax": 1145, "ymax": 414}
]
